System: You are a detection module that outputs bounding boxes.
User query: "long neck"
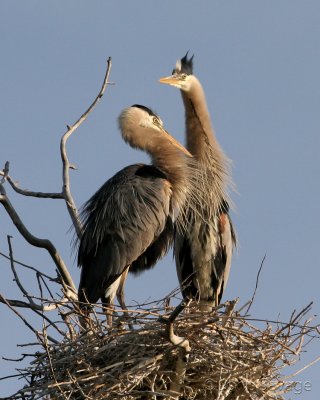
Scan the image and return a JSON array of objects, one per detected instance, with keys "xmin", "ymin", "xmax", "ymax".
[
  {"xmin": 147, "ymin": 134, "xmax": 192, "ymax": 213},
  {"xmin": 180, "ymin": 77, "xmax": 231, "ymax": 203},
  {"xmin": 181, "ymin": 77, "xmax": 225, "ymax": 166}
]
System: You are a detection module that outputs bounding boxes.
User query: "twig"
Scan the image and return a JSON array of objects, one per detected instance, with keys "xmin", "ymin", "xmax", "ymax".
[
  {"xmin": 221, "ymin": 299, "xmax": 238, "ymax": 327},
  {"xmin": 167, "ymin": 299, "xmax": 191, "ymax": 324},
  {"xmin": 42, "ymin": 323, "xmax": 68, "ymax": 399},
  {"xmin": 0, "ymin": 294, "xmax": 41, "ymax": 309},
  {"xmin": 245, "ymin": 254, "xmax": 266, "ymax": 315},
  {"xmin": 275, "ymin": 302, "xmax": 314, "ymax": 335},
  {"xmin": 0, "ymin": 372, "xmax": 29, "ymax": 381},
  {"xmin": 0, "ymin": 161, "xmax": 9, "ymax": 184},
  {"xmin": 285, "ymin": 355, "xmax": 320, "ymax": 379},
  {"xmin": 0, "ymin": 162, "xmax": 64, "ymax": 198},
  {"xmin": 0, "ymin": 250, "xmax": 57, "ymax": 281},
  {"xmin": 0, "ymin": 295, "xmax": 45, "ymax": 343},
  {"xmin": 7, "ymin": 235, "xmax": 37, "ymax": 306},
  {"xmin": 0, "ymin": 294, "xmax": 69, "ymax": 317}
]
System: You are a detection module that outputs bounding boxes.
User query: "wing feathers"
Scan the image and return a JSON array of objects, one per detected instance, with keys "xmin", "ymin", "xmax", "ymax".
[{"xmin": 78, "ymin": 164, "xmax": 173, "ymax": 303}]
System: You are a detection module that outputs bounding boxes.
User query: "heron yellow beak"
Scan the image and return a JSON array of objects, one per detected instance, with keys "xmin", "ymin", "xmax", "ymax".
[
  {"xmin": 159, "ymin": 76, "xmax": 180, "ymax": 86},
  {"xmin": 163, "ymin": 129, "xmax": 192, "ymax": 157}
]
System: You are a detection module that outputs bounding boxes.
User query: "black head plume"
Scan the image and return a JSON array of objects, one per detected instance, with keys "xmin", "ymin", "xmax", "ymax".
[
  {"xmin": 132, "ymin": 104, "xmax": 158, "ymax": 118},
  {"xmin": 173, "ymin": 51, "xmax": 194, "ymax": 75}
]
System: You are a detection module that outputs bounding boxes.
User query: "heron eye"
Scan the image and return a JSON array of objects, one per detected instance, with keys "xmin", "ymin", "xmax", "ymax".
[
  {"xmin": 153, "ymin": 117, "xmax": 159, "ymax": 125},
  {"xmin": 181, "ymin": 73, "xmax": 187, "ymax": 80}
]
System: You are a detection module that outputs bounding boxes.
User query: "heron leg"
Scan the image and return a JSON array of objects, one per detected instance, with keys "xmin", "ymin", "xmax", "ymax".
[
  {"xmin": 116, "ymin": 268, "xmax": 133, "ymax": 329},
  {"xmin": 116, "ymin": 268, "xmax": 128, "ymax": 310},
  {"xmin": 101, "ymin": 295, "xmax": 115, "ymax": 327}
]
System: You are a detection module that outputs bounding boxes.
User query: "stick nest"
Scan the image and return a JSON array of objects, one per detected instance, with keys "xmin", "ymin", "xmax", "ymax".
[{"xmin": 5, "ymin": 297, "xmax": 318, "ymax": 400}]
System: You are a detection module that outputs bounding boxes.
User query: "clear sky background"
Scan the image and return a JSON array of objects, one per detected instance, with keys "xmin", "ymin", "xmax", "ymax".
[{"xmin": 0, "ymin": 1, "xmax": 319, "ymax": 397}]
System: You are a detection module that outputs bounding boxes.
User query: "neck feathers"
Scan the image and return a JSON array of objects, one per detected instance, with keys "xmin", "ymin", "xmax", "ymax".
[
  {"xmin": 181, "ymin": 77, "xmax": 217, "ymax": 159},
  {"xmin": 148, "ymin": 135, "xmax": 191, "ymax": 212},
  {"xmin": 180, "ymin": 76, "xmax": 232, "ymax": 205}
]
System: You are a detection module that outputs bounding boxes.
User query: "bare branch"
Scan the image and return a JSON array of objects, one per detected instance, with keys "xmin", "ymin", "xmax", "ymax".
[
  {"xmin": 0, "ymin": 294, "xmax": 43, "ymax": 309},
  {"xmin": 0, "ymin": 295, "xmax": 45, "ymax": 343},
  {"xmin": 0, "ymin": 162, "xmax": 64, "ymax": 198},
  {"xmin": 60, "ymin": 57, "xmax": 113, "ymax": 238},
  {"xmin": 159, "ymin": 299, "xmax": 192, "ymax": 350},
  {"xmin": 0, "ymin": 292, "xmax": 69, "ymax": 313},
  {"xmin": 245, "ymin": 254, "xmax": 266, "ymax": 315},
  {"xmin": 0, "ymin": 250, "xmax": 58, "ymax": 281},
  {"xmin": 285, "ymin": 355, "xmax": 320, "ymax": 380},
  {"xmin": 7, "ymin": 235, "xmax": 37, "ymax": 307},
  {"xmin": 0, "ymin": 191, "xmax": 76, "ymax": 293},
  {"xmin": 42, "ymin": 323, "xmax": 67, "ymax": 399},
  {"xmin": 0, "ymin": 57, "xmax": 113, "ymax": 240},
  {"xmin": 0, "ymin": 161, "xmax": 9, "ymax": 184},
  {"xmin": 220, "ymin": 299, "xmax": 238, "ymax": 327},
  {"xmin": 7, "ymin": 175, "xmax": 64, "ymax": 198},
  {"xmin": 0, "ymin": 59, "xmax": 113, "ymax": 316}
]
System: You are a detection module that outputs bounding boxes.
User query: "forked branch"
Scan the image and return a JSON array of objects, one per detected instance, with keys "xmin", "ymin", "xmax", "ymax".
[
  {"xmin": 0, "ymin": 58, "xmax": 113, "ymax": 298},
  {"xmin": 60, "ymin": 57, "xmax": 113, "ymax": 238},
  {"xmin": 0, "ymin": 57, "xmax": 113, "ymax": 238}
]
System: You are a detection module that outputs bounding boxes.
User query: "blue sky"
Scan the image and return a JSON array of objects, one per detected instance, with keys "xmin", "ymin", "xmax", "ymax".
[{"xmin": 0, "ymin": 1, "xmax": 319, "ymax": 397}]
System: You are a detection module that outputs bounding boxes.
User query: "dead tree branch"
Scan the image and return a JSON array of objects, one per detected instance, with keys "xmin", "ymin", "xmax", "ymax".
[
  {"xmin": 0, "ymin": 248, "xmax": 61, "ymax": 282},
  {"xmin": 0, "ymin": 294, "xmax": 42, "ymax": 309},
  {"xmin": 0, "ymin": 188, "xmax": 76, "ymax": 293},
  {"xmin": 0, "ymin": 57, "xmax": 113, "ymax": 239},
  {"xmin": 159, "ymin": 300, "xmax": 191, "ymax": 399},
  {"xmin": 0, "ymin": 58, "xmax": 113, "ymax": 301},
  {"xmin": 0, "ymin": 166, "xmax": 64, "ymax": 198},
  {"xmin": 245, "ymin": 253, "xmax": 266, "ymax": 315},
  {"xmin": 7, "ymin": 235, "xmax": 38, "ymax": 307},
  {"xmin": 60, "ymin": 57, "xmax": 112, "ymax": 238}
]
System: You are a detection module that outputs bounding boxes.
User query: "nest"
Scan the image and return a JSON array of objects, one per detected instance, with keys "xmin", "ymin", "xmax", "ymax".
[{"xmin": 5, "ymin": 297, "xmax": 318, "ymax": 400}]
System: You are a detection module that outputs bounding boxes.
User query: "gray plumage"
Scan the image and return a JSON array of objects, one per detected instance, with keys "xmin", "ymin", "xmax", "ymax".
[
  {"xmin": 78, "ymin": 164, "xmax": 173, "ymax": 303},
  {"xmin": 77, "ymin": 105, "xmax": 197, "ymax": 322},
  {"xmin": 160, "ymin": 53, "xmax": 236, "ymax": 310}
]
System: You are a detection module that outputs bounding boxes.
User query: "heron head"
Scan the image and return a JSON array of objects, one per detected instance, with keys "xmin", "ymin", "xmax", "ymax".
[
  {"xmin": 118, "ymin": 105, "xmax": 191, "ymax": 157},
  {"xmin": 159, "ymin": 52, "xmax": 194, "ymax": 92},
  {"xmin": 119, "ymin": 105, "xmax": 163, "ymax": 137}
]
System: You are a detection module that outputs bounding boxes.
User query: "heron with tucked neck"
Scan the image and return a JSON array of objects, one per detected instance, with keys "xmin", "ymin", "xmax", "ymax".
[{"xmin": 77, "ymin": 104, "xmax": 203, "ymax": 325}]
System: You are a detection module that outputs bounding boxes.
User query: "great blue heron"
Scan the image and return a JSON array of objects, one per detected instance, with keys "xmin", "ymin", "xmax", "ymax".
[
  {"xmin": 77, "ymin": 104, "xmax": 200, "ymax": 324},
  {"xmin": 159, "ymin": 53, "xmax": 236, "ymax": 310}
]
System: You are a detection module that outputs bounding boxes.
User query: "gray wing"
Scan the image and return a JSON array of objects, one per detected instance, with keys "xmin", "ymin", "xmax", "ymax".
[
  {"xmin": 129, "ymin": 217, "xmax": 174, "ymax": 275},
  {"xmin": 175, "ymin": 201, "xmax": 236, "ymax": 305},
  {"xmin": 78, "ymin": 164, "xmax": 173, "ymax": 303}
]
